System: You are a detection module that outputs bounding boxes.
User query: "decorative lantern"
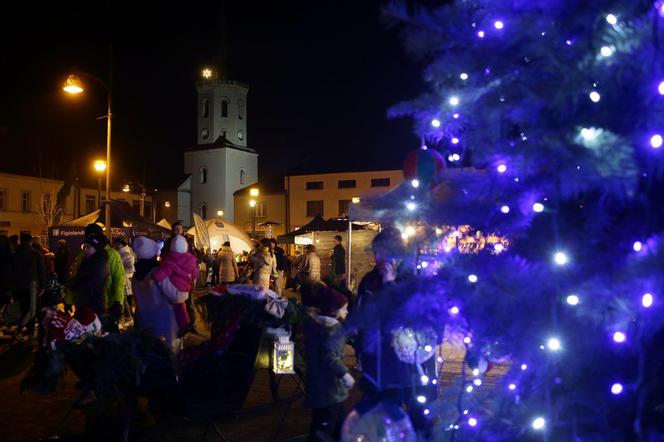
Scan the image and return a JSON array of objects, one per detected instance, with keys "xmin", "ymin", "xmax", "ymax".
[{"xmin": 272, "ymin": 335, "xmax": 295, "ymax": 374}]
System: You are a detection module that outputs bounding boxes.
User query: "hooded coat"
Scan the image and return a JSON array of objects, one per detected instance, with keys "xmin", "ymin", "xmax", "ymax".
[{"xmin": 303, "ymin": 309, "xmax": 350, "ymax": 409}]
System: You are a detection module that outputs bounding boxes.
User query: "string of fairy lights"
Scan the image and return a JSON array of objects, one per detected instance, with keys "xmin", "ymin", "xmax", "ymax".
[{"xmin": 397, "ymin": 3, "xmax": 662, "ymax": 435}]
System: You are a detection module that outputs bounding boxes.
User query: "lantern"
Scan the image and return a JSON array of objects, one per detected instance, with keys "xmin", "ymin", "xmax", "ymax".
[{"xmin": 272, "ymin": 335, "xmax": 295, "ymax": 374}]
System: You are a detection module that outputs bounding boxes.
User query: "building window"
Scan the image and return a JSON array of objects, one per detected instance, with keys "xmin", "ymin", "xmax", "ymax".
[
  {"xmin": 132, "ymin": 200, "xmax": 141, "ymax": 212},
  {"xmin": 240, "ymin": 168, "xmax": 246, "ymax": 184},
  {"xmin": 201, "ymin": 98, "xmax": 209, "ymax": 118},
  {"xmin": 338, "ymin": 179, "xmax": 356, "ymax": 189},
  {"xmin": 238, "ymin": 99, "xmax": 245, "ymax": 120},
  {"xmin": 338, "ymin": 199, "xmax": 351, "ymax": 217},
  {"xmin": 144, "ymin": 201, "xmax": 152, "ymax": 217},
  {"xmin": 222, "ymin": 129, "xmax": 227, "ymax": 139},
  {"xmin": 221, "ymin": 99, "xmax": 229, "ymax": 117},
  {"xmin": 21, "ymin": 191, "xmax": 31, "ymax": 212},
  {"xmin": 371, "ymin": 177, "xmax": 391, "ymax": 187},
  {"xmin": 306, "ymin": 181, "xmax": 324, "ymax": 190},
  {"xmin": 0, "ymin": 189, "xmax": 6, "ymax": 210},
  {"xmin": 306, "ymin": 200, "xmax": 324, "ymax": 217},
  {"xmin": 85, "ymin": 195, "xmax": 96, "ymax": 214},
  {"xmin": 256, "ymin": 202, "xmax": 266, "ymax": 218},
  {"xmin": 200, "ymin": 166, "xmax": 207, "ymax": 184},
  {"xmin": 200, "ymin": 204, "xmax": 207, "ymax": 219}
]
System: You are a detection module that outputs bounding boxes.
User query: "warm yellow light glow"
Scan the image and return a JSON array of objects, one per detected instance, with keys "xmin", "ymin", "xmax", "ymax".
[
  {"xmin": 164, "ymin": 201, "xmax": 171, "ymax": 208},
  {"xmin": 122, "ymin": 184, "xmax": 130, "ymax": 192},
  {"xmin": 63, "ymin": 74, "xmax": 84, "ymax": 94},
  {"xmin": 202, "ymin": 68, "xmax": 213, "ymax": 79},
  {"xmin": 352, "ymin": 197, "xmax": 360, "ymax": 204},
  {"xmin": 217, "ymin": 210, "xmax": 224, "ymax": 217},
  {"xmin": 250, "ymin": 188, "xmax": 259, "ymax": 197},
  {"xmin": 94, "ymin": 160, "xmax": 107, "ymax": 173},
  {"xmin": 249, "ymin": 200, "xmax": 256, "ymax": 208}
]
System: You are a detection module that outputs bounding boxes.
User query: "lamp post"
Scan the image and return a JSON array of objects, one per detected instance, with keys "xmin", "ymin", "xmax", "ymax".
[
  {"xmin": 64, "ymin": 72, "xmax": 112, "ymax": 240},
  {"xmin": 249, "ymin": 187, "xmax": 259, "ymax": 239},
  {"xmin": 93, "ymin": 160, "xmax": 106, "ymax": 208}
]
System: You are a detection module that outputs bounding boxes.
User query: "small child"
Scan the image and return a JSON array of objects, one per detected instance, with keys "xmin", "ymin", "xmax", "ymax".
[
  {"xmin": 302, "ymin": 283, "xmax": 354, "ymax": 442},
  {"xmin": 152, "ymin": 235, "xmax": 198, "ymax": 336}
]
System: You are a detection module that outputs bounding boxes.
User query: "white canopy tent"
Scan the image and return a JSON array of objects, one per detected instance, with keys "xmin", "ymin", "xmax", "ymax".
[{"xmin": 187, "ymin": 217, "xmax": 253, "ymax": 254}]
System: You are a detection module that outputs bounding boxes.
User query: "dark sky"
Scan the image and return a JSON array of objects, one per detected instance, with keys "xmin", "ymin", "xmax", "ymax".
[{"xmin": 0, "ymin": 0, "xmax": 423, "ymax": 190}]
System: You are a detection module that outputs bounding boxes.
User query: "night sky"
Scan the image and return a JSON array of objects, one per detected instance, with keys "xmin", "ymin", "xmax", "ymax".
[{"xmin": 0, "ymin": 1, "xmax": 423, "ymax": 190}]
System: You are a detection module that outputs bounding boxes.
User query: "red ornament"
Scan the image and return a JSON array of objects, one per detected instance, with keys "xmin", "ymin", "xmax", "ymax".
[{"xmin": 403, "ymin": 147, "xmax": 446, "ymax": 186}]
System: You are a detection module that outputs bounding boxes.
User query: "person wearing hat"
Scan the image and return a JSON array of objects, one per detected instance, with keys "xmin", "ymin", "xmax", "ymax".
[
  {"xmin": 64, "ymin": 224, "xmax": 126, "ymax": 330},
  {"xmin": 132, "ymin": 236, "xmax": 186, "ymax": 352},
  {"xmin": 302, "ymin": 283, "xmax": 354, "ymax": 441},
  {"xmin": 54, "ymin": 239, "xmax": 70, "ymax": 285},
  {"xmin": 67, "ymin": 231, "xmax": 110, "ymax": 317}
]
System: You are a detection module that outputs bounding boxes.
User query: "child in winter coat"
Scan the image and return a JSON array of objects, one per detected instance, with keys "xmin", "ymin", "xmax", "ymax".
[
  {"xmin": 152, "ymin": 235, "xmax": 198, "ymax": 336},
  {"xmin": 302, "ymin": 283, "xmax": 354, "ymax": 442}
]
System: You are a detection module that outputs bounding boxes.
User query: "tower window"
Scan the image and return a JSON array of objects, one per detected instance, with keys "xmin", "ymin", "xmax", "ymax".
[
  {"xmin": 201, "ymin": 99, "xmax": 209, "ymax": 118},
  {"xmin": 221, "ymin": 100, "xmax": 228, "ymax": 117},
  {"xmin": 240, "ymin": 168, "xmax": 246, "ymax": 185},
  {"xmin": 222, "ymin": 129, "xmax": 227, "ymax": 139},
  {"xmin": 200, "ymin": 166, "xmax": 207, "ymax": 184},
  {"xmin": 238, "ymin": 99, "xmax": 245, "ymax": 120},
  {"xmin": 200, "ymin": 203, "xmax": 207, "ymax": 219}
]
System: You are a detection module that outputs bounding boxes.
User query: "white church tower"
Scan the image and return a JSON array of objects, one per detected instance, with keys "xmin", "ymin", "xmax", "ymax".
[{"xmin": 178, "ymin": 69, "xmax": 258, "ymax": 225}]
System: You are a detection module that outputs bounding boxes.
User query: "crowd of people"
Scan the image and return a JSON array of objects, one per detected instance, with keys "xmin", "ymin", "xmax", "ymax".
[{"xmin": 0, "ymin": 223, "xmax": 433, "ymax": 440}]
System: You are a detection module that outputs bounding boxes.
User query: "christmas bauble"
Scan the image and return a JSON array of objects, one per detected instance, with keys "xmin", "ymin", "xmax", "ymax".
[
  {"xmin": 390, "ymin": 326, "xmax": 438, "ymax": 364},
  {"xmin": 341, "ymin": 400, "xmax": 416, "ymax": 442},
  {"xmin": 402, "ymin": 147, "xmax": 446, "ymax": 186}
]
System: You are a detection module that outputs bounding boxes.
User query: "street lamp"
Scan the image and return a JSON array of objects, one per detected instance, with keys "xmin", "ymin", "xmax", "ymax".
[
  {"xmin": 217, "ymin": 210, "xmax": 224, "ymax": 218},
  {"xmin": 93, "ymin": 160, "xmax": 107, "ymax": 208},
  {"xmin": 249, "ymin": 199, "xmax": 257, "ymax": 239},
  {"xmin": 64, "ymin": 71, "xmax": 112, "ymax": 240},
  {"xmin": 249, "ymin": 188, "xmax": 259, "ymax": 239},
  {"xmin": 122, "ymin": 181, "xmax": 147, "ymax": 217}
]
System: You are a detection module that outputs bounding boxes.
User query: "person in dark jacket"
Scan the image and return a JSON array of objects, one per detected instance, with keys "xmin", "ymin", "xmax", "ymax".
[
  {"xmin": 302, "ymin": 283, "xmax": 354, "ymax": 442},
  {"xmin": 10, "ymin": 233, "xmax": 46, "ymax": 338},
  {"xmin": 329, "ymin": 235, "xmax": 346, "ymax": 285},
  {"xmin": 68, "ymin": 231, "xmax": 110, "ymax": 318},
  {"xmin": 54, "ymin": 239, "xmax": 70, "ymax": 285},
  {"xmin": 352, "ymin": 227, "xmax": 435, "ymax": 436},
  {"xmin": 0, "ymin": 235, "xmax": 12, "ymax": 304}
]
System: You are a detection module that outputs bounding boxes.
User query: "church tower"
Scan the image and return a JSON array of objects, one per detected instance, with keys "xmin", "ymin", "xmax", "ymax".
[{"xmin": 178, "ymin": 68, "xmax": 258, "ymax": 226}]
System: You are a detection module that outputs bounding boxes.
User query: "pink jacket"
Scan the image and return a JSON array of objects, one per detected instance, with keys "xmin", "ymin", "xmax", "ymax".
[{"xmin": 153, "ymin": 252, "xmax": 198, "ymax": 292}]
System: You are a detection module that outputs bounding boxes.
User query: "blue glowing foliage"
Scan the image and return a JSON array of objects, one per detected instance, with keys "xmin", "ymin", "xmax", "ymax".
[{"xmin": 378, "ymin": 0, "xmax": 664, "ymax": 439}]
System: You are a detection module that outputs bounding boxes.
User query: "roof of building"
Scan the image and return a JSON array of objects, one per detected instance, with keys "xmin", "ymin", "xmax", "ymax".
[
  {"xmin": 185, "ymin": 134, "xmax": 257, "ymax": 155},
  {"xmin": 234, "ymin": 175, "xmax": 285, "ymax": 196}
]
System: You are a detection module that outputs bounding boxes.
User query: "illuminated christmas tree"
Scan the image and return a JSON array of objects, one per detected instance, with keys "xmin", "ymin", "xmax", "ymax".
[{"xmin": 366, "ymin": 0, "xmax": 664, "ymax": 439}]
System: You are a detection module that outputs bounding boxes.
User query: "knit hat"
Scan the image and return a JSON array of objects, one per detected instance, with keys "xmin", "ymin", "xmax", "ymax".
[
  {"xmin": 314, "ymin": 287, "xmax": 348, "ymax": 317},
  {"xmin": 84, "ymin": 223, "xmax": 107, "ymax": 248},
  {"xmin": 134, "ymin": 236, "xmax": 159, "ymax": 259},
  {"xmin": 84, "ymin": 231, "xmax": 105, "ymax": 251},
  {"xmin": 172, "ymin": 235, "xmax": 188, "ymax": 254}
]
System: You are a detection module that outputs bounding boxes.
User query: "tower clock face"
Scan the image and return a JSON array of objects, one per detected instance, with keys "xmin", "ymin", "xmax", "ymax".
[{"xmin": 200, "ymin": 128, "xmax": 209, "ymax": 139}]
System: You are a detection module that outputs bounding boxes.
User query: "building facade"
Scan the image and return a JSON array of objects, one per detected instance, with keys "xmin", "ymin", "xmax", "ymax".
[
  {"xmin": 0, "ymin": 172, "xmax": 150, "ymax": 237},
  {"xmin": 233, "ymin": 180, "xmax": 287, "ymax": 240},
  {"xmin": 284, "ymin": 170, "xmax": 403, "ymax": 230},
  {"xmin": 178, "ymin": 72, "xmax": 258, "ymax": 226}
]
